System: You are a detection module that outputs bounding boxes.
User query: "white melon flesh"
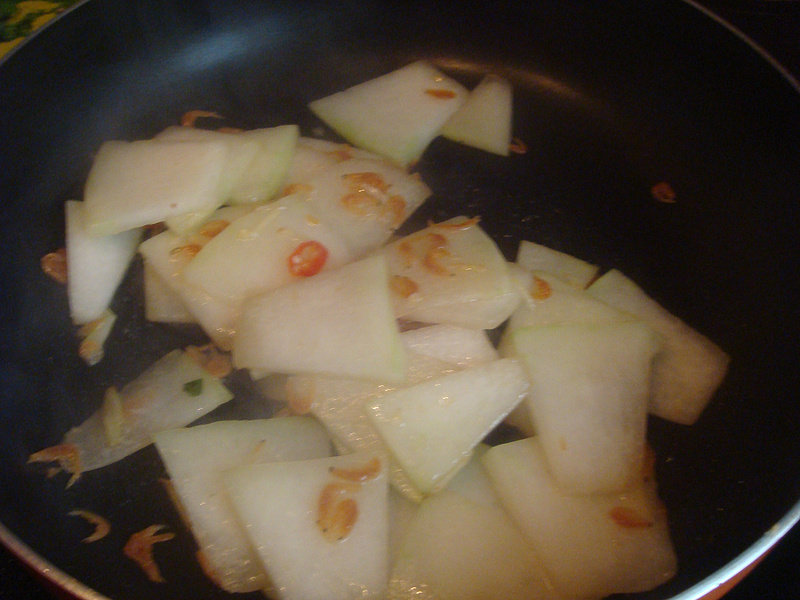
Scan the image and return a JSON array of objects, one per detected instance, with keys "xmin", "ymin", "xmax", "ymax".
[
  {"xmin": 296, "ymin": 136, "xmax": 386, "ymax": 161},
  {"xmin": 153, "ymin": 417, "xmax": 332, "ymax": 593},
  {"xmin": 399, "ymin": 324, "xmax": 498, "ymax": 367},
  {"xmin": 366, "ymin": 359, "xmax": 528, "ymax": 493},
  {"xmin": 143, "ymin": 264, "xmax": 195, "ymax": 323},
  {"xmin": 515, "ymin": 240, "xmax": 599, "ymax": 289},
  {"xmin": 509, "ymin": 322, "xmax": 660, "ymax": 494},
  {"xmin": 482, "ymin": 438, "xmax": 677, "ymax": 599},
  {"xmin": 442, "ymin": 444, "xmax": 498, "ymax": 507},
  {"xmin": 283, "ymin": 137, "xmax": 389, "ymax": 188},
  {"xmin": 283, "ymin": 141, "xmax": 342, "ymax": 186},
  {"xmin": 63, "ymin": 349, "xmax": 233, "ymax": 471},
  {"xmin": 154, "ymin": 125, "xmax": 261, "ymax": 197},
  {"xmin": 388, "ymin": 489, "xmax": 419, "ymax": 565},
  {"xmin": 388, "ymin": 491, "xmax": 563, "ymax": 600},
  {"xmin": 233, "ymin": 255, "xmax": 406, "ymax": 383},
  {"xmin": 232, "ymin": 125, "xmax": 299, "ymax": 204},
  {"xmin": 587, "ymin": 269, "xmax": 730, "ymax": 424},
  {"xmin": 309, "ymin": 60, "xmax": 468, "ymax": 166},
  {"xmin": 138, "ymin": 228, "xmax": 241, "ymax": 350},
  {"xmin": 384, "ymin": 218, "xmax": 519, "ymax": 329},
  {"xmin": 506, "ymin": 268, "xmax": 629, "ymax": 332},
  {"xmin": 152, "ymin": 127, "xmax": 261, "ymax": 234},
  {"xmin": 83, "ymin": 139, "xmax": 227, "ymax": 236},
  {"xmin": 440, "ymin": 74, "xmax": 513, "ymax": 156},
  {"xmin": 302, "ymin": 158, "xmax": 431, "ymax": 257},
  {"xmin": 223, "ymin": 451, "xmax": 389, "ymax": 600},
  {"xmin": 65, "ymin": 200, "xmax": 142, "ymax": 324},
  {"xmin": 181, "ymin": 195, "xmax": 353, "ymax": 302},
  {"xmin": 298, "ymin": 345, "xmax": 461, "ymax": 501}
]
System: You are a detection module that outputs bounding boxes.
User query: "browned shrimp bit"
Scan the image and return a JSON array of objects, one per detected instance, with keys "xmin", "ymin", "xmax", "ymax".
[
  {"xmin": 329, "ymin": 457, "xmax": 382, "ymax": 482},
  {"xmin": 339, "ymin": 171, "xmax": 407, "ymax": 227},
  {"xmin": 651, "ymin": 181, "xmax": 677, "ymax": 203},
  {"xmin": 530, "ymin": 275, "xmax": 553, "ymax": 300},
  {"xmin": 185, "ymin": 343, "xmax": 232, "ymax": 378},
  {"xmin": 390, "ymin": 275, "xmax": 419, "ymax": 299},
  {"xmin": 123, "ymin": 524, "xmax": 175, "ymax": 583},
  {"xmin": 68, "ymin": 510, "xmax": 111, "ymax": 543},
  {"xmin": 180, "ymin": 110, "xmax": 224, "ymax": 128},
  {"xmin": 316, "ymin": 483, "xmax": 360, "ymax": 543},
  {"xmin": 41, "ymin": 248, "xmax": 67, "ymax": 284},
  {"xmin": 608, "ymin": 506, "xmax": 654, "ymax": 529},
  {"xmin": 28, "ymin": 444, "xmax": 82, "ymax": 488},
  {"xmin": 509, "ymin": 136, "xmax": 528, "ymax": 154},
  {"xmin": 316, "ymin": 457, "xmax": 382, "ymax": 543}
]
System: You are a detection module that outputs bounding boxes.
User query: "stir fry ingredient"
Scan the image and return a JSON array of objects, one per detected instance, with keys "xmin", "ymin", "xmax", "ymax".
[
  {"xmin": 27, "ymin": 443, "xmax": 81, "ymax": 488},
  {"xmin": 123, "ymin": 525, "xmax": 175, "ymax": 583},
  {"xmin": 28, "ymin": 61, "xmax": 732, "ymax": 599},
  {"xmin": 68, "ymin": 509, "xmax": 111, "ymax": 543}
]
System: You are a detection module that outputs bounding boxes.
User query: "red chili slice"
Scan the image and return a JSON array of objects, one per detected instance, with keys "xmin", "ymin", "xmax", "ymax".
[{"xmin": 288, "ymin": 241, "xmax": 328, "ymax": 277}]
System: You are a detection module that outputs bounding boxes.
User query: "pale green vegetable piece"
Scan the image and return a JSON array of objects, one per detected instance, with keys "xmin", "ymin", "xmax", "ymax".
[
  {"xmin": 366, "ymin": 358, "xmax": 528, "ymax": 493},
  {"xmin": 482, "ymin": 437, "xmax": 677, "ymax": 599},
  {"xmin": 142, "ymin": 264, "xmax": 195, "ymax": 324},
  {"xmin": 154, "ymin": 418, "xmax": 332, "ymax": 593},
  {"xmin": 302, "ymin": 157, "xmax": 431, "ymax": 258},
  {"xmin": 83, "ymin": 139, "xmax": 227, "ymax": 236},
  {"xmin": 233, "ymin": 254, "xmax": 406, "ymax": 383},
  {"xmin": 398, "ymin": 324, "xmax": 498, "ymax": 367},
  {"xmin": 515, "ymin": 239, "xmax": 599, "ymax": 289},
  {"xmin": 440, "ymin": 74, "xmax": 513, "ymax": 156},
  {"xmin": 224, "ymin": 451, "xmax": 389, "ymax": 600},
  {"xmin": 63, "ymin": 349, "xmax": 233, "ymax": 471},
  {"xmin": 232, "ymin": 124, "xmax": 299, "ymax": 204},
  {"xmin": 309, "ymin": 61, "xmax": 467, "ymax": 166},
  {"xmin": 154, "ymin": 126, "xmax": 262, "ymax": 198},
  {"xmin": 181, "ymin": 194, "xmax": 353, "ymax": 302},
  {"xmin": 587, "ymin": 268, "xmax": 730, "ymax": 424},
  {"xmin": 384, "ymin": 217, "xmax": 519, "ymax": 329},
  {"xmin": 138, "ymin": 206, "xmax": 254, "ymax": 350},
  {"xmin": 388, "ymin": 491, "xmax": 564, "ymax": 600},
  {"xmin": 509, "ymin": 322, "xmax": 661, "ymax": 494},
  {"xmin": 298, "ymin": 332, "xmax": 468, "ymax": 501},
  {"xmin": 65, "ymin": 200, "xmax": 142, "ymax": 324}
]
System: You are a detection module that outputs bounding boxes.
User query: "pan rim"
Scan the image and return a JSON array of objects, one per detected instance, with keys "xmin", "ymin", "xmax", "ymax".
[{"xmin": 0, "ymin": 1, "xmax": 798, "ymax": 599}]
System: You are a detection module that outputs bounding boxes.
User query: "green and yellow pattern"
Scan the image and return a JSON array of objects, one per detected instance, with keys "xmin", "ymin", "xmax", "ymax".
[{"xmin": 1, "ymin": 0, "xmax": 81, "ymax": 59}]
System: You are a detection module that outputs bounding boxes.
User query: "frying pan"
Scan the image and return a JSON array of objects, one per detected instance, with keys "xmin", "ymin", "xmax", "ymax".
[{"xmin": 1, "ymin": 0, "xmax": 798, "ymax": 598}]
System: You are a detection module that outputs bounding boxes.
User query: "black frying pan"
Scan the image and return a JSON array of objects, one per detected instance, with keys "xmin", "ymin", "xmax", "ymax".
[{"xmin": 1, "ymin": 1, "xmax": 799, "ymax": 599}]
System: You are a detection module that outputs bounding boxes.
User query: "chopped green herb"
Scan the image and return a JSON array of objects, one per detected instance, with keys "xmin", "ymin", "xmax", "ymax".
[{"xmin": 183, "ymin": 378, "xmax": 204, "ymax": 397}]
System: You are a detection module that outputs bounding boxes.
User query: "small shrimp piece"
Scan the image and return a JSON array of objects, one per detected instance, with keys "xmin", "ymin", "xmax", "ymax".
[
  {"xmin": 509, "ymin": 137, "xmax": 528, "ymax": 154},
  {"xmin": 123, "ymin": 525, "xmax": 175, "ymax": 583},
  {"xmin": 609, "ymin": 506, "xmax": 654, "ymax": 528},
  {"xmin": 330, "ymin": 457, "xmax": 382, "ymax": 482},
  {"xmin": 390, "ymin": 275, "xmax": 419, "ymax": 299},
  {"xmin": 41, "ymin": 248, "xmax": 67, "ymax": 284},
  {"xmin": 317, "ymin": 482, "xmax": 360, "ymax": 543},
  {"xmin": 651, "ymin": 181, "xmax": 676, "ymax": 203},
  {"xmin": 28, "ymin": 444, "xmax": 82, "ymax": 488},
  {"xmin": 185, "ymin": 343, "xmax": 232, "ymax": 378},
  {"xmin": 530, "ymin": 276, "xmax": 552, "ymax": 301},
  {"xmin": 180, "ymin": 110, "xmax": 223, "ymax": 128},
  {"xmin": 68, "ymin": 510, "xmax": 111, "ymax": 543},
  {"xmin": 428, "ymin": 216, "xmax": 481, "ymax": 230},
  {"xmin": 424, "ymin": 89, "xmax": 457, "ymax": 99}
]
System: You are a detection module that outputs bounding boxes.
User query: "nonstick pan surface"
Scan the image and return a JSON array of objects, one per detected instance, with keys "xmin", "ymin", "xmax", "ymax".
[{"xmin": 0, "ymin": 1, "xmax": 798, "ymax": 599}]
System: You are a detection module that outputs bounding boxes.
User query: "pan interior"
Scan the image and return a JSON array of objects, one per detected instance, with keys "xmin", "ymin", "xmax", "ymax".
[{"xmin": 0, "ymin": 1, "xmax": 798, "ymax": 599}]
